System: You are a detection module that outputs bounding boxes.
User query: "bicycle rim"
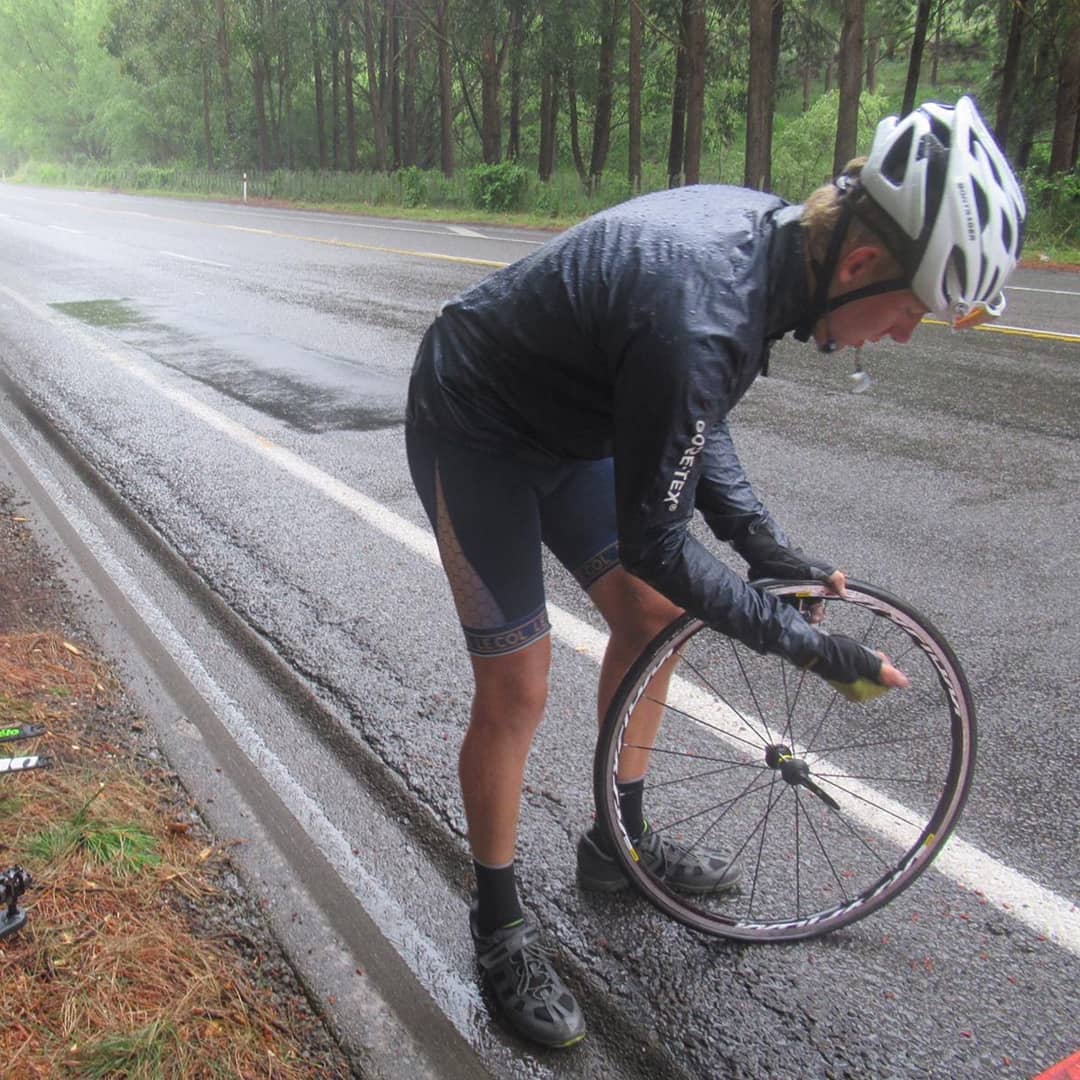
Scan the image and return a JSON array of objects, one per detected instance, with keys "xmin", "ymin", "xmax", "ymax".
[{"xmin": 594, "ymin": 579, "xmax": 976, "ymax": 942}]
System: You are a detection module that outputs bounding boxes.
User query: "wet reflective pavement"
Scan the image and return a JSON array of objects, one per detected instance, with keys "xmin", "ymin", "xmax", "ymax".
[
  {"xmin": 52, "ymin": 298, "xmax": 405, "ymax": 433},
  {"xmin": 2, "ymin": 184, "xmax": 1079, "ymax": 1080}
]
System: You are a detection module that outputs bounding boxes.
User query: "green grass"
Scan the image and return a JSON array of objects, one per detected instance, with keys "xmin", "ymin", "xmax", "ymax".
[
  {"xmin": 72, "ymin": 1019, "xmax": 181, "ymax": 1079},
  {"xmin": 26, "ymin": 784, "xmax": 161, "ymax": 875}
]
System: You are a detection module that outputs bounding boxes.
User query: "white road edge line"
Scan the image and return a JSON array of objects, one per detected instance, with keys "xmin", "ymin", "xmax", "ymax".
[
  {"xmin": 446, "ymin": 225, "xmax": 488, "ymax": 239},
  {"xmin": 1007, "ymin": 285, "xmax": 1080, "ymax": 297},
  {"xmin": 0, "ymin": 410, "xmax": 481, "ymax": 1038},
  {"xmin": 160, "ymin": 250, "xmax": 231, "ymax": 269},
  {"xmin": 3, "ymin": 279, "xmax": 1077, "ymax": 959},
  {"xmin": 47, "ymin": 224, "xmax": 84, "ymax": 235}
]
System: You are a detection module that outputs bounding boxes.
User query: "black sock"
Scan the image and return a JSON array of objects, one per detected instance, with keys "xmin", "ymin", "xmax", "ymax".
[
  {"xmin": 588, "ymin": 777, "xmax": 646, "ymax": 855},
  {"xmin": 473, "ymin": 860, "xmax": 524, "ymax": 936}
]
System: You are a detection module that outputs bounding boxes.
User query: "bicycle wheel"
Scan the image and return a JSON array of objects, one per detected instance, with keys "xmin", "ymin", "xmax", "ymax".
[{"xmin": 593, "ymin": 579, "xmax": 975, "ymax": 942}]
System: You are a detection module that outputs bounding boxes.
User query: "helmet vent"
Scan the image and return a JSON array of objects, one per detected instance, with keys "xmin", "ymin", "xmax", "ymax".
[
  {"xmin": 949, "ymin": 246, "xmax": 968, "ymax": 298},
  {"xmin": 929, "ymin": 115, "xmax": 952, "ymax": 149},
  {"xmin": 881, "ymin": 127, "xmax": 915, "ymax": 185},
  {"xmin": 1001, "ymin": 211, "xmax": 1013, "ymax": 253},
  {"xmin": 972, "ymin": 180, "xmax": 990, "ymax": 231}
]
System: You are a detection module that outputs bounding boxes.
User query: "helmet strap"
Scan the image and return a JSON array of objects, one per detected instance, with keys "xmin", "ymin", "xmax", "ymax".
[
  {"xmin": 798, "ymin": 175, "xmax": 915, "ymax": 349},
  {"xmin": 823, "ymin": 276, "xmax": 911, "ymax": 314},
  {"xmin": 798, "ymin": 177, "xmax": 858, "ymax": 346}
]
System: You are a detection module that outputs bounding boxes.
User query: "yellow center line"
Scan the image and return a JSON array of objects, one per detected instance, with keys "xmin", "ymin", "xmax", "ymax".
[
  {"xmin": 216, "ymin": 223, "xmax": 507, "ymax": 268},
  {"xmin": 47, "ymin": 199, "xmax": 510, "ymax": 270},
  {"xmin": 922, "ymin": 318, "xmax": 1080, "ymax": 344},
  {"xmin": 16, "ymin": 196, "xmax": 1080, "ymax": 341}
]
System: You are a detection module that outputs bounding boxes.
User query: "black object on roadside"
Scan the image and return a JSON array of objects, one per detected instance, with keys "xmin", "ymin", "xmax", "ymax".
[
  {"xmin": 0, "ymin": 723, "xmax": 48, "ymax": 745},
  {"xmin": 0, "ymin": 865, "xmax": 32, "ymax": 940}
]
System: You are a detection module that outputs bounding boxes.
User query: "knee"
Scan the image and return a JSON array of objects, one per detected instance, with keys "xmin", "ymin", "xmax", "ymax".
[
  {"xmin": 611, "ymin": 592, "xmax": 682, "ymax": 655},
  {"xmin": 470, "ymin": 660, "xmax": 550, "ymax": 739}
]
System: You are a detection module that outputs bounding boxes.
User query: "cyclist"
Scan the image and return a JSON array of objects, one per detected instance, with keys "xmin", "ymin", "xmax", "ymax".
[{"xmin": 405, "ymin": 96, "xmax": 1025, "ymax": 1048}]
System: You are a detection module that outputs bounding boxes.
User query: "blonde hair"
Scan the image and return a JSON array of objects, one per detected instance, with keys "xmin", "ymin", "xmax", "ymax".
[{"xmin": 801, "ymin": 158, "xmax": 906, "ymax": 286}]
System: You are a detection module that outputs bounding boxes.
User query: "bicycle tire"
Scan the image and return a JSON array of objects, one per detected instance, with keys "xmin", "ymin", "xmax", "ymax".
[{"xmin": 593, "ymin": 578, "xmax": 975, "ymax": 942}]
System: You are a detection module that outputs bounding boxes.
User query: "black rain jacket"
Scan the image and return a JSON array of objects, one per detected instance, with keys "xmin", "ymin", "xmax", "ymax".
[{"xmin": 407, "ymin": 184, "xmax": 830, "ymax": 668}]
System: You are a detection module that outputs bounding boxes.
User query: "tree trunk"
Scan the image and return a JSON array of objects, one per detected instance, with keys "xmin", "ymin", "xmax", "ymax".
[
  {"xmin": 745, "ymin": 0, "xmax": 774, "ymax": 190},
  {"xmin": 1048, "ymin": 0, "xmax": 1080, "ymax": 173},
  {"xmin": 539, "ymin": 65, "xmax": 558, "ymax": 181},
  {"xmin": 311, "ymin": 2, "xmax": 328, "ymax": 169},
  {"xmin": 361, "ymin": 0, "xmax": 389, "ymax": 169},
  {"xmin": 1015, "ymin": 19, "xmax": 1055, "ymax": 170},
  {"xmin": 628, "ymin": 0, "xmax": 642, "ymax": 190},
  {"xmin": 343, "ymin": 4, "xmax": 358, "ymax": 171},
  {"xmin": 833, "ymin": 0, "xmax": 864, "ymax": 176},
  {"xmin": 538, "ymin": 9, "xmax": 560, "ymax": 184},
  {"xmin": 403, "ymin": 0, "xmax": 417, "ymax": 167},
  {"xmin": 930, "ymin": 0, "xmax": 943, "ymax": 86},
  {"xmin": 866, "ymin": 33, "xmax": 878, "ymax": 93},
  {"xmin": 589, "ymin": 0, "xmax": 619, "ymax": 188},
  {"xmin": 682, "ymin": 0, "xmax": 706, "ymax": 185},
  {"xmin": 480, "ymin": 31, "xmax": 501, "ymax": 162},
  {"xmin": 768, "ymin": 0, "xmax": 783, "ymax": 148},
  {"xmin": 215, "ymin": 0, "xmax": 235, "ymax": 143},
  {"xmin": 437, "ymin": 0, "xmax": 454, "ymax": 176},
  {"xmin": 331, "ymin": 12, "xmax": 341, "ymax": 170},
  {"xmin": 202, "ymin": 55, "xmax": 215, "ymax": 169},
  {"xmin": 507, "ymin": 0, "xmax": 525, "ymax": 160},
  {"xmin": 253, "ymin": 50, "xmax": 272, "ymax": 171},
  {"xmin": 996, "ymin": 0, "xmax": 1026, "ymax": 150},
  {"xmin": 667, "ymin": 0, "xmax": 691, "ymax": 187},
  {"xmin": 280, "ymin": 31, "xmax": 292, "ymax": 168},
  {"xmin": 568, "ymin": 62, "xmax": 587, "ymax": 182},
  {"xmin": 901, "ymin": 0, "xmax": 931, "ymax": 117},
  {"xmin": 389, "ymin": 0, "xmax": 401, "ymax": 169}
]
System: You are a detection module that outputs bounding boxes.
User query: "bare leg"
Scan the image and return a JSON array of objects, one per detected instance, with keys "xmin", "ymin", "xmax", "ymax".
[
  {"xmin": 588, "ymin": 568, "xmax": 683, "ymax": 781},
  {"xmin": 459, "ymin": 634, "xmax": 552, "ymax": 865}
]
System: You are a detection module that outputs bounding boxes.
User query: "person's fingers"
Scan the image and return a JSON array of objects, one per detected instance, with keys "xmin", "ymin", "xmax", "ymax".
[
  {"xmin": 877, "ymin": 657, "xmax": 910, "ymax": 688},
  {"xmin": 825, "ymin": 569, "xmax": 848, "ymax": 597}
]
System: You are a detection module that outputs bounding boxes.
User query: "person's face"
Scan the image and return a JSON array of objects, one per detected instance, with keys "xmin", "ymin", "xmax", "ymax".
[{"xmin": 812, "ymin": 288, "xmax": 928, "ymax": 350}]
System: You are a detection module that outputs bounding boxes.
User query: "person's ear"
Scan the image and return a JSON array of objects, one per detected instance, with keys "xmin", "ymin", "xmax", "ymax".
[{"xmin": 835, "ymin": 245, "xmax": 882, "ymax": 286}]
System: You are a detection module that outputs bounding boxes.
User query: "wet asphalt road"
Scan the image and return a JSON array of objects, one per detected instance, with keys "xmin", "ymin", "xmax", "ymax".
[{"xmin": 0, "ymin": 184, "xmax": 1077, "ymax": 1079}]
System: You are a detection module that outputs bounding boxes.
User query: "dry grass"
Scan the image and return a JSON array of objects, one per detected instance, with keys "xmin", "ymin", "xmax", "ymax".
[{"xmin": 0, "ymin": 632, "xmax": 348, "ymax": 1078}]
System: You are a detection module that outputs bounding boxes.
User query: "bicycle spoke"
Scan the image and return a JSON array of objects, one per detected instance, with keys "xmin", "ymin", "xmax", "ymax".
[
  {"xmin": 797, "ymin": 791, "xmax": 851, "ymax": 902},
  {"xmin": 814, "ymin": 775, "xmax": 928, "ymax": 831},
  {"xmin": 746, "ymin": 776, "xmax": 783, "ymax": 916},
  {"xmin": 679, "ymin": 651, "xmax": 773, "ymax": 747},
  {"xmin": 639, "ymin": 760, "xmax": 765, "ymax": 793},
  {"xmin": 644, "ymin": 696, "xmax": 765, "ymax": 754},
  {"xmin": 597, "ymin": 582, "xmax": 974, "ymax": 941},
  {"xmin": 723, "ymin": 640, "xmax": 776, "ymax": 745},
  {"xmin": 622, "ymin": 742, "xmax": 763, "ymax": 770},
  {"xmin": 647, "ymin": 770, "xmax": 776, "ymax": 837}
]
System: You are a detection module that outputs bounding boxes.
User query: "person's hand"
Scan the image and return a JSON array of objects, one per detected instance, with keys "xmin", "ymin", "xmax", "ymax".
[
  {"xmin": 805, "ymin": 569, "xmax": 846, "ymax": 625},
  {"xmin": 742, "ymin": 529, "xmax": 842, "ymax": 624},
  {"xmin": 805, "ymin": 633, "xmax": 910, "ymax": 703},
  {"xmin": 743, "ymin": 530, "xmax": 837, "ymax": 585}
]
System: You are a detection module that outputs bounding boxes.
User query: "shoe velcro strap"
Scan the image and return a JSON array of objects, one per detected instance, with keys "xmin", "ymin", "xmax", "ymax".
[{"xmin": 476, "ymin": 924, "xmax": 537, "ymax": 971}]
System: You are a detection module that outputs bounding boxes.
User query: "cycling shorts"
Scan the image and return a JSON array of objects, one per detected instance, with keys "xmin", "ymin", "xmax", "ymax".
[{"xmin": 406, "ymin": 422, "xmax": 620, "ymax": 656}]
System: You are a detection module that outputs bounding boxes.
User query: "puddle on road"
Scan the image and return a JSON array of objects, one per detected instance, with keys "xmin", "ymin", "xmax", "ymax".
[
  {"xmin": 50, "ymin": 298, "xmax": 145, "ymax": 329},
  {"xmin": 49, "ymin": 298, "xmax": 405, "ymax": 433}
]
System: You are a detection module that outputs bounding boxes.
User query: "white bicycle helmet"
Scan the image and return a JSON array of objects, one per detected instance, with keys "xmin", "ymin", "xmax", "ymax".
[{"xmin": 860, "ymin": 96, "xmax": 1026, "ymax": 327}]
